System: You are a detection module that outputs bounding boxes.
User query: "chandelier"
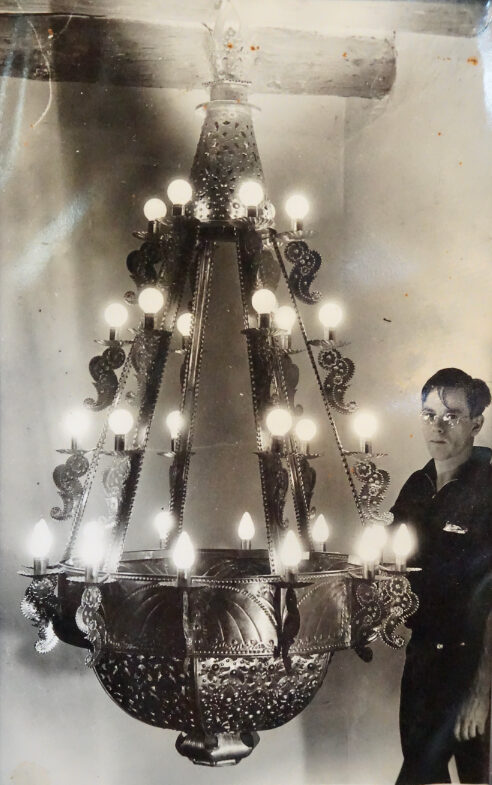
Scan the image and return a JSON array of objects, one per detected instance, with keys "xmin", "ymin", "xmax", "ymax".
[{"xmin": 21, "ymin": 1, "xmax": 418, "ymax": 768}]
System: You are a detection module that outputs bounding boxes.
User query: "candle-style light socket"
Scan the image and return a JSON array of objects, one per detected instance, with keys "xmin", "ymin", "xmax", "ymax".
[
  {"xmin": 285, "ymin": 568, "xmax": 297, "ymax": 583},
  {"xmin": 170, "ymin": 437, "xmax": 179, "ymax": 453},
  {"xmin": 247, "ymin": 206, "xmax": 258, "ymax": 218},
  {"xmin": 314, "ymin": 541, "xmax": 327, "ymax": 553},
  {"xmin": 241, "ymin": 539, "xmax": 252, "ymax": 551},
  {"xmin": 114, "ymin": 434, "xmax": 125, "ymax": 452},
  {"xmin": 109, "ymin": 327, "xmax": 116, "ymax": 341},
  {"xmin": 363, "ymin": 562, "xmax": 376, "ymax": 580},
  {"xmin": 159, "ymin": 538, "xmax": 169, "ymax": 551},
  {"xmin": 172, "ymin": 204, "xmax": 184, "ymax": 217},
  {"xmin": 144, "ymin": 314, "xmax": 155, "ymax": 331},
  {"xmin": 33, "ymin": 558, "xmax": 48, "ymax": 576},
  {"xmin": 271, "ymin": 436, "xmax": 283, "ymax": 453},
  {"xmin": 176, "ymin": 569, "xmax": 191, "ymax": 587},
  {"xmin": 259, "ymin": 313, "xmax": 271, "ymax": 329},
  {"xmin": 282, "ymin": 334, "xmax": 292, "ymax": 351},
  {"xmin": 292, "ymin": 218, "xmax": 303, "ymax": 232},
  {"xmin": 85, "ymin": 564, "xmax": 99, "ymax": 583},
  {"xmin": 148, "ymin": 220, "xmax": 160, "ymax": 236},
  {"xmin": 395, "ymin": 555, "xmax": 407, "ymax": 572},
  {"xmin": 360, "ymin": 439, "xmax": 372, "ymax": 454},
  {"xmin": 71, "ymin": 437, "xmax": 78, "ymax": 451}
]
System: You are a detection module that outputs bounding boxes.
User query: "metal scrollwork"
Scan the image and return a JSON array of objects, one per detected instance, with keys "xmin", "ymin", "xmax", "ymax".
[
  {"xmin": 352, "ymin": 575, "xmax": 418, "ymax": 652},
  {"xmin": 317, "ymin": 344, "xmax": 357, "ymax": 414},
  {"xmin": 298, "ymin": 455, "xmax": 316, "ymax": 512},
  {"xmin": 246, "ymin": 329, "xmax": 275, "ymax": 418},
  {"xmin": 279, "ymin": 352, "xmax": 299, "ymax": 408},
  {"xmin": 84, "ymin": 344, "xmax": 126, "ymax": 411},
  {"xmin": 276, "ymin": 585, "xmax": 301, "ymax": 671},
  {"xmin": 103, "ymin": 453, "xmax": 132, "ymax": 519},
  {"xmin": 126, "ymin": 241, "xmax": 162, "ymax": 287},
  {"xmin": 353, "ymin": 458, "xmax": 390, "ymax": 519},
  {"xmin": 21, "ymin": 576, "xmax": 59, "ymax": 654},
  {"xmin": 284, "ymin": 241, "xmax": 321, "ymax": 305},
  {"xmin": 51, "ymin": 452, "xmax": 90, "ymax": 520},
  {"xmin": 75, "ymin": 584, "xmax": 106, "ymax": 667},
  {"xmin": 132, "ymin": 330, "xmax": 163, "ymax": 384},
  {"xmin": 260, "ymin": 452, "xmax": 289, "ymax": 531}
]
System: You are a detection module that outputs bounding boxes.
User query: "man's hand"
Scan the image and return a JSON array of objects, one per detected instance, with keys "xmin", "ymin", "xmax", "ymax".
[{"xmin": 454, "ymin": 673, "xmax": 490, "ymax": 741}]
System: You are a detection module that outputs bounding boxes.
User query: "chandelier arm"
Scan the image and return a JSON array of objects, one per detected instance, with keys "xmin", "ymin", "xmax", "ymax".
[
  {"xmin": 270, "ymin": 232, "xmax": 366, "ymax": 527},
  {"xmin": 168, "ymin": 236, "xmax": 215, "ymax": 540}
]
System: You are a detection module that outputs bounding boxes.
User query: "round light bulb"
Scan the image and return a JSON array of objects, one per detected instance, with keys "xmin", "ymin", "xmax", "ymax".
[
  {"xmin": 108, "ymin": 408, "xmax": 134, "ymax": 436},
  {"xmin": 393, "ymin": 523, "xmax": 414, "ymax": 559},
  {"xmin": 29, "ymin": 518, "xmax": 53, "ymax": 560},
  {"xmin": 238, "ymin": 512, "xmax": 255, "ymax": 541},
  {"xmin": 265, "ymin": 408, "xmax": 293, "ymax": 437},
  {"xmin": 154, "ymin": 511, "xmax": 175, "ymax": 539},
  {"xmin": 312, "ymin": 513, "xmax": 329, "ymax": 543},
  {"xmin": 172, "ymin": 531, "xmax": 196, "ymax": 571},
  {"xmin": 285, "ymin": 194, "xmax": 310, "ymax": 220},
  {"xmin": 104, "ymin": 303, "xmax": 128, "ymax": 329},
  {"xmin": 357, "ymin": 526, "xmax": 381, "ymax": 564},
  {"xmin": 295, "ymin": 417, "xmax": 317, "ymax": 443},
  {"xmin": 167, "ymin": 179, "xmax": 193, "ymax": 205},
  {"xmin": 79, "ymin": 521, "xmax": 105, "ymax": 570},
  {"xmin": 166, "ymin": 410, "xmax": 184, "ymax": 439},
  {"xmin": 318, "ymin": 302, "xmax": 343, "ymax": 329},
  {"xmin": 251, "ymin": 289, "xmax": 277, "ymax": 315},
  {"xmin": 353, "ymin": 412, "xmax": 378, "ymax": 440},
  {"xmin": 238, "ymin": 180, "xmax": 264, "ymax": 207},
  {"xmin": 274, "ymin": 305, "xmax": 297, "ymax": 333},
  {"xmin": 137, "ymin": 287, "xmax": 165, "ymax": 315},
  {"xmin": 176, "ymin": 312, "xmax": 193, "ymax": 337},
  {"xmin": 143, "ymin": 198, "xmax": 167, "ymax": 222},
  {"xmin": 64, "ymin": 409, "xmax": 90, "ymax": 440},
  {"xmin": 280, "ymin": 530, "xmax": 303, "ymax": 569}
]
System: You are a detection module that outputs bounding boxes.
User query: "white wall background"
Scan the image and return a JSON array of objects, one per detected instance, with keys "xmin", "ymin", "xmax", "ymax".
[{"xmin": 1, "ymin": 16, "xmax": 491, "ymax": 785}]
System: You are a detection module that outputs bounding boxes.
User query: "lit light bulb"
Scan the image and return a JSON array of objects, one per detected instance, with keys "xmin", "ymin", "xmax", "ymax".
[
  {"xmin": 166, "ymin": 410, "xmax": 184, "ymax": 440},
  {"xmin": 64, "ymin": 408, "xmax": 90, "ymax": 447},
  {"xmin": 370, "ymin": 523, "xmax": 388, "ymax": 553},
  {"xmin": 265, "ymin": 408, "xmax": 293, "ymax": 438},
  {"xmin": 353, "ymin": 411, "xmax": 378, "ymax": 453},
  {"xmin": 318, "ymin": 302, "xmax": 343, "ymax": 332},
  {"xmin": 294, "ymin": 417, "xmax": 317, "ymax": 445},
  {"xmin": 393, "ymin": 523, "xmax": 415, "ymax": 571},
  {"xmin": 280, "ymin": 530, "xmax": 303, "ymax": 572},
  {"xmin": 30, "ymin": 518, "xmax": 53, "ymax": 563},
  {"xmin": 176, "ymin": 312, "xmax": 193, "ymax": 338},
  {"xmin": 238, "ymin": 180, "xmax": 264, "ymax": 208},
  {"xmin": 274, "ymin": 305, "xmax": 296, "ymax": 334},
  {"xmin": 251, "ymin": 288, "xmax": 277, "ymax": 316},
  {"xmin": 238, "ymin": 512, "xmax": 255, "ymax": 548},
  {"xmin": 80, "ymin": 521, "xmax": 105, "ymax": 581},
  {"xmin": 138, "ymin": 287, "xmax": 165, "ymax": 315},
  {"xmin": 172, "ymin": 531, "xmax": 196, "ymax": 572},
  {"xmin": 154, "ymin": 511, "xmax": 175, "ymax": 545},
  {"xmin": 167, "ymin": 179, "xmax": 193, "ymax": 206},
  {"xmin": 104, "ymin": 303, "xmax": 128, "ymax": 330},
  {"xmin": 312, "ymin": 514, "xmax": 329, "ymax": 548},
  {"xmin": 357, "ymin": 526, "xmax": 381, "ymax": 579},
  {"xmin": 143, "ymin": 198, "xmax": 167, "ymax": 222},
  {"xmin": 108, "ymin": 408, "xmax": 134, "ymax": 436},
  {"xmin": 285, "ymin": 194, "xmax": 309, "ymax": 230}
]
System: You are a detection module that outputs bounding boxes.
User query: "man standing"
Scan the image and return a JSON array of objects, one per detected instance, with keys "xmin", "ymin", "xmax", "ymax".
[{"xmin": 391, "ymin": 368, "xmax": 492, "ymax": 784}]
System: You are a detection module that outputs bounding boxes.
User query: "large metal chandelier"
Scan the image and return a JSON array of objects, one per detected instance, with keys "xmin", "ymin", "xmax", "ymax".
[{"xmin": 21, "ymin": 1, "xmax": 418, "ymax": 767}]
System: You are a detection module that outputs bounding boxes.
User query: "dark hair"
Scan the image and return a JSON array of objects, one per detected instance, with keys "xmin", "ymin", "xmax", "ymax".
[{"xmin": 421, "ymin": 368, "xmax": 491, "ymax": 417}]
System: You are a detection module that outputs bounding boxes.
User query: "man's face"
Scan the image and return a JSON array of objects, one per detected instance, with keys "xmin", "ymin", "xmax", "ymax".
[{"xmin": 420, "ymin": 387, "xmax": 482, "ymax": 461}]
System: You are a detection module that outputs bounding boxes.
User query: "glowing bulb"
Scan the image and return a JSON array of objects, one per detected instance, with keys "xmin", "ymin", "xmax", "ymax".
[
  {"xmin": 172, "ymin": 531, "xmax": 196, "ymax": 571},
  {"xmin": 64, "ymin": 409, "xmax": 90, "ymax": 440},
  {"xmin": 108, "ymin": 408, "xmax": 134, "ymax": 436},
  {"xmin": 154, "ymin": 511, "xmax": 175, "ymax": 539},
  {"xmin": 370, "ymin": 523, "xmax": 388, "ymax": 552},
  {"xmin": 318, "ymin": 302, "xmax": 343, "ymax": 329},
  {"xmin": 104, "ymin": 303, "xmax": 128, "ymax": 329},
  {"xmin": 167, "ymin": 179, "xmax": 193, "ymax": 205},
  {"xmin": 357, "ymin": 526, "xmax": 381, "ymax": 564},
  {"xmin": 138, "ymin": 287, "xmax": 165, "ymax": 315},
  {"xmin": 166, "ymin": 410, "xmax": 184, "ymax": 439},
  {"xmin": 251, "ymin": 289, "xmax": 277, "ymax": 315},
  {"xmin": 29, "ymin": 518, "xmax": 53, "ymax": 560},
  {"xmin": 295, "ymin": 417, "xmax": 317, "ymax": 443},
  {"xmin": 176, "ymin": 312, "xmax": 193, "ymax": 337},
  {"xmin": 312, "ymin": 513, "xmax": 329, "ymax": 544},
  {"xmin": 280, "ymin": 530, "xmax": 303, "ymax": 569},
  {"xmin": 238, "ymin": 512, "xmax": 255, "ymax": 541},
  {"xmin": 393, "ymin": 524, "xmax": 414, "ymax": 559},
  {"xmin": 266, "ymin": 408, "xmax": 293, "ymax": 437},
  {"xmin": 274, "ymin": 305, "xmax": 296, "ymax": 333},
  {"xmin": 285, "ymin": 194, "xmax": 309, "ymax": 220},
  {"xmin": 238, "ymin": 180, "xmax": 264, "ymax": 207},
  {"xmin": 143, "ymin": 198, "xmax": 167, "ymax": 222},
  {"xmin": 79, "ymin": 521, "xmax": 105, "ymax": 570},
  {"xmin": 353, "ymin": 412, "xmax": 378, "ymax": 440}
]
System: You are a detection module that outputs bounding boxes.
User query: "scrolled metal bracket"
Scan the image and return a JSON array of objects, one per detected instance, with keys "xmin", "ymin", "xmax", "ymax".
[
  {"xmin": 84, "ymin": 343, "xmax": 127, "ymax": 411},
  {"xmin": 312, "ymin": 340, "xmax": 357, "ymax": 415},
  {"xmin": 346, "ymin": 453, "xmax": 391, "ymax": 521},
  {"xmin": 51, "ymin": 450, "xmax": 90, "ymax": 521},
  {"xmin": 283, "ymin": 240, "xmax": 322, "ymax": 305},
  {"xmin": 21, "ymin": 575, "xmax": 59, "ymax": 654},
  {"xmin": 75, "ymin": 584, "xmax": 106, "ymax": 667},
  {"xmin": 352, "ymin": 574, "xmax": 418, "ymax": 655}
]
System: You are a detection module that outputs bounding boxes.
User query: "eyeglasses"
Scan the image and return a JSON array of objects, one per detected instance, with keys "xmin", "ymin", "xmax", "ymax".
[{"xmin": 419, "ymin": 411, "xmax": 470, "ymax": 428}]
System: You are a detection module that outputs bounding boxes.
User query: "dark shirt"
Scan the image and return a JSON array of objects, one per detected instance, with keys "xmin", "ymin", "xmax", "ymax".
[{"xmin": 390, "ymin": 446, "xmax": 492, "ymax": 645}]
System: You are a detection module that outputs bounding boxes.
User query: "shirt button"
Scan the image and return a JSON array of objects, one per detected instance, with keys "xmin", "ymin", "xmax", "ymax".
[{"xmin": 436, "ymin": 643, "xmax": 444, "ymax": 650}]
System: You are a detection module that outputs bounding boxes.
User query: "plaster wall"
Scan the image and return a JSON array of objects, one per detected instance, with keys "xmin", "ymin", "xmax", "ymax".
[{"xmin": 0, "ymin": 22, "xmax": 491, "ymax": 785}]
